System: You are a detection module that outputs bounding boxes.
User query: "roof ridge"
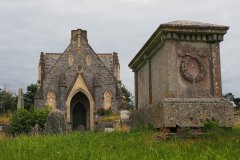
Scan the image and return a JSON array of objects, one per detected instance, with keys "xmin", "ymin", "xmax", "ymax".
[{"xmin": 88, "ymin": 45, "xmax": 116, "ymax": 81}]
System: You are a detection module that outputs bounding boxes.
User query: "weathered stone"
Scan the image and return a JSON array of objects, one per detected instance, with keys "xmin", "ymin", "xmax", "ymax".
[
  {"xmin": 120, "ymin": 110, "xmax": 130, "ymax": 123},
  {"xmin": 77, "ymin": 125, "xmax": 86, "ymax": 131},
  {"xmin": 66, "ymin": 123, "xmax": 72, "ymax": 132},
  {"xmin": 17, "ymin": 88, "xmax": 24, "ymax": 109},
  {"xmin": 104, "ymin": 128, "xmax": 115, "ymax": 132},
  {"xmin": 95, "ymin": 121, "xmax": 115, "ymax": 132},
  {"xmin": 45, "ymin": 109, "xmax": 67, "ymax": 134},
  {"xmin": 129, "ymin": 20, "xmax": 234, "ymax": 128}
]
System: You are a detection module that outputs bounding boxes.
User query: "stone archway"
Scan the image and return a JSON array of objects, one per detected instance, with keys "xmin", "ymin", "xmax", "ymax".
[
  {"xmin": 70, "ymin": 92, "xmax": 90, "ymax": 130},
  {"xmin": 65, "ymin": 73, "xmax": 94, "ymax": 131}
]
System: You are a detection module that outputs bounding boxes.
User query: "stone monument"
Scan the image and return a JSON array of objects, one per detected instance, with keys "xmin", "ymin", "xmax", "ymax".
[
  {"xmin": 17, "ymin": 88, "xmax": 24, "ymax": 109},
  {"xmin": 129, "ymin": 20, "xmax": 234, "ymax": 128}
]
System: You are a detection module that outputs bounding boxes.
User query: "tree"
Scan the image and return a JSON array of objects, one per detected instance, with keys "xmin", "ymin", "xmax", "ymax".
[
  {"xmin": 234, "ymin": 98, "xmax": 240, "ymax": 108},
  {"xmin": 224, "ymin": 92, "xmax": 240, "ymax": 108},
  {"xmin": 0, "ymin": 88, "xmax": 17, "ymax": 113},
  {"xmin": 119, "ymin": 81, "xmax": 134, "ymax": 109},
  {"xmin": 24, "ymin": 84, "xmax": 38, "ymax": 110},
  {"xmin": 224, "ymin": 93, "xmax": 234, "ymax": 101}
]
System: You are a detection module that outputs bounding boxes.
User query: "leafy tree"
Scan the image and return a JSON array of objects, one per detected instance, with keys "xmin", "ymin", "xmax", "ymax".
[
  {"xmin": 224, "ymin": 93, "xmax": 234, "ymax": 101},
  {"xmin": 234, "ymin": 98, "xmax": 240, "ymax": 108},
  {"xmin": 119, "ymin": 81, "xmax": 134, "ymax": 109},
  {"xmin": 24, "ymin": 84, "xmax": 38, "ymax": 110},
  {"xmin": 224, "ymin": 93, "xmax": 240, "ymax": 108},
  {"xmin": 0, "ymin": 88, "xmax": 17, "ymax": 113}
]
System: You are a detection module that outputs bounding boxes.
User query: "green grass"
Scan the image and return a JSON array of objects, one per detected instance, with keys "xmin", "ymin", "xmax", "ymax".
[{"xmin": 0, "ymin": 128, "xmax": 240, "ymax": 160}]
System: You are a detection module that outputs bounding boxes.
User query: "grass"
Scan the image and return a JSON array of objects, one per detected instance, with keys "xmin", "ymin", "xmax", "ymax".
[
  {"xmin": 234, "ymin": 120, "xmax": 240, "ymax": 128},
  {"xmin": 0, "ymin": 132, "xmax": 6, "ymax": 140},
  {"xmin": 234, "ymin": 108, "xmax": 240, "ymax": 115},
  {"xmin": 0, "ymin": 128, "xmax": 239, "ymax": 160},
  {"xmin": 0, "ymin": 113, "xmax": 11, "ymax": 124},
  {"xmin": 98, "ymin": 113, "xmax": 120, "ymax": 122}
]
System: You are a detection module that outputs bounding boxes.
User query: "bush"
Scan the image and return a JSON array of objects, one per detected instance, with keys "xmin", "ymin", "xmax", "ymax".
[
  {"xmin": 203, "ymin": 117, "xmax": 219, "ymax": 131},
  {"xmin": 96, "ymin": 108, "xmax": 112, "ymax": 116},
  {"xmin": 33, "ymin": 108, "xmax": 51, "ymax": 129},
  {"xmin": 131, "ymin": 122, "xmax": 154, "ymax": 132},
  {"xmin": 9, "ymin": 108, "xmax": 50, "ymax": 135}
]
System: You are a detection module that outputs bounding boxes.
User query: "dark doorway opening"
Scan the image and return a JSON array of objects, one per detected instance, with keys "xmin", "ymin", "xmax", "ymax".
[{"xmin": 70, "ymin": 92, "xmax": 89, "ymax": 131}]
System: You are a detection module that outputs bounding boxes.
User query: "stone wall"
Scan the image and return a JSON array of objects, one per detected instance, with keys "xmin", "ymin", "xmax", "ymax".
[
  {"xmin": 151, "ymin": 42, "xmax": 169, "ymax": 103},
  {"xmin": 137, "ymin": 63, "xmax": 149, "ymax": 108}
]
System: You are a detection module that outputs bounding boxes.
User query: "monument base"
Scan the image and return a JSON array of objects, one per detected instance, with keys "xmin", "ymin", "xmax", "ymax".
[{"xmin": 130, "ymin": 98, "xmax": 234, "ymax": 128}]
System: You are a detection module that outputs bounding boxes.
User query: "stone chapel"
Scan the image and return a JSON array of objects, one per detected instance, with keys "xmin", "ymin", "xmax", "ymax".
[{"xmin": 34, "ymin": 29, "xmax": 121, "ymax": 130}]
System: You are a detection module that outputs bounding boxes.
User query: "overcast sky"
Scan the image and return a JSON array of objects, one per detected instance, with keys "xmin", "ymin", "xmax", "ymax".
[{"xmin": 0, "ymin": 0, "xmax": 239, "ymax": 97}]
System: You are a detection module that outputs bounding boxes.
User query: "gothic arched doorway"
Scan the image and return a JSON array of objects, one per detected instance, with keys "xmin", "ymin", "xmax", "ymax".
[{"xmin": 70, "ymin": 92, "xmax": 90, "ymax": 131}]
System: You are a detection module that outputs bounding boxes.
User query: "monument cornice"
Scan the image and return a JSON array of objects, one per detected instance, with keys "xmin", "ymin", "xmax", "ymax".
[{"xmin": 129, "ymin": 20, "xmax": 229, "ymax": 71}]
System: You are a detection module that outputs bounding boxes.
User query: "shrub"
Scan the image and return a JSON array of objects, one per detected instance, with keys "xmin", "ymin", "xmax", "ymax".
[
  {"xmin": 33, "ymin": 108, "xmax": 51, "ymax": 129},
  {"xmin": 131, "ymin": 122, "xmax": 154, "ymax": 132},
  {"xmin": 9, "ymin": 108, "xmax": 50, "ymax": 135},
  {"xmin": 203, "ymin": 117, "xmax": 219, "ymax": 131},
  {"xmin": 96, "ymin": 108, "xmax": 112, "ymax": 116}
]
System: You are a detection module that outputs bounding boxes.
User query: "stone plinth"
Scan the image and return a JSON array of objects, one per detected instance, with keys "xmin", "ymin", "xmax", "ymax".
[
  {"xmin": 129, "ymin": 20, "xmax": 234, "ymax": 128},
  {"xmin": 130, "ymin": 98, "xmax": 233, "ymax": 128}
]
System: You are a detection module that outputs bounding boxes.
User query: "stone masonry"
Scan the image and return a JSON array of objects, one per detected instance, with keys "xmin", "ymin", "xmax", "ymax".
[
  {"xmin": 129, "ymin": 20, "xmax": 234, "ymax": 128},
  {"xmin": 34, "ymin": 29, "xmax": 121, "ymax": 130}
]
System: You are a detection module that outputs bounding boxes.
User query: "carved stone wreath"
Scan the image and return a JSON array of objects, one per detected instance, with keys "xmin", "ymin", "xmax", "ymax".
[{"xmin": 179, "ymin": 47, "xmax": 207, "ymax": 83}]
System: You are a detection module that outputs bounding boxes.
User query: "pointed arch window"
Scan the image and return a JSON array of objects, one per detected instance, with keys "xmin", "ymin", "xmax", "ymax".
[
  {"xmin": 104, "ymin": 90, "xmax": 112, "ymax": 110},
  {"xmin": 46, "ymin": 91, "xmax": 56, "ymax": 110}
]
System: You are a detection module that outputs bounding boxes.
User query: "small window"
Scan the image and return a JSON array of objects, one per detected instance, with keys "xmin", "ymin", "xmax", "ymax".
[{"xmin": 104, "ymin": 90, "xmax": 113, "ymax": 110}]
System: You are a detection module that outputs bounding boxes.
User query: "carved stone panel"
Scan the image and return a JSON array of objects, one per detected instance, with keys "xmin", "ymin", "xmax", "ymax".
[
  {"xmin": 176, "ymin": 43, "xmax": 212, "ymax": 98},
  {"xmin": 77, "ymin": 47, "xmax": 82, "ymax": 57},
  {"xmin": 67, "ymin": 53, "xmax": 74, "ymax": 66},
  {"xmin": 86, "ymin": 54, "xmax": 92, "ymax": 66},
  {"xmin": 178, "ymin": 46, "xmax": 208, "ymax": 83}
]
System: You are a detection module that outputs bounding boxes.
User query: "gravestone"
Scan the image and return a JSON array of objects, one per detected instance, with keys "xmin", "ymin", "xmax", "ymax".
[
  {"xmin": 129, "ymin": 20, "xmax": 234, "ymax": 128},
  {"xmin": 17, "ymin": 88, "xmax": 24, "ymax": 109},
  {"xmin": 120, "ymin": 110, "xmax": 130, "ymax": 124},
  {"xmin": 45, "ymin": 109, "xmax": 67, "ymax": 134}
]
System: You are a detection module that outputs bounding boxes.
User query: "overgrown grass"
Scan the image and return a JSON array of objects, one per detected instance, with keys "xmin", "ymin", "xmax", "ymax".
[
  {"xmin": 0, "ymin": 112, "xmax": 12, "ymax": 124},
  {"xmin": 0, "ymin": 132, "xmax": 6, "ymax": 140},
  {"xmin": 235, "ymin": 119, "xmax": 240, "ymax": 128},
  {"xmin": 98, "ymin": 113, "xmax": 120, "ymax": 122},
  {"xmin": 234, "ymin": 108, "xmax": 240, "ymax": 115},
  {"xmin": 0, "ymin": 128, "xmax": 239, "ymax": 160}
]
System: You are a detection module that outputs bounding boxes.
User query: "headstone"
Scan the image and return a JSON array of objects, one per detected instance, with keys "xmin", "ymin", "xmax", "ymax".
[
  {"xmin": 120, "ymin": 110, "xmax": 130, "ymax": 123},
  {"xmin": 17, "ymin": 88, "xmax": 24, "ymax": 109},
  {"xmin": 104, "ymin": 128, "xmax": 115, "ymax": 132},
  {"xmin": 45, "ymin": 109, "xmax": 67, "ymax": 134},
  {"xmin": 129, "ymin": 20, "xmax": 234, "ymax": 128},
  {"xmin": 77, "ymin": 125, "xmax": 86, "ymax": 131},
  {"xmin": 95, "ymin": 121, "xmax": 115, "ymax": 132}
]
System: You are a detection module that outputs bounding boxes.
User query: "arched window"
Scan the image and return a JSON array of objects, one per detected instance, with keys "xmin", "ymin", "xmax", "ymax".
[
  {"xmin": 46, "ymin": 91, "xmax": 56, "ymax": 110},
  {"xmin": 104, "ymin": 90, "xmax": 112, "ymax": 110}
]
